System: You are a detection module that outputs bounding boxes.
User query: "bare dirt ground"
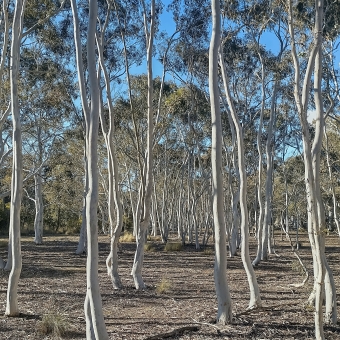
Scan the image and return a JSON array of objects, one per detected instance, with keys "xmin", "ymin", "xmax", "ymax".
[{"xmin": 0, "ymin": 231, "xmax": 340, "ymax": 339}]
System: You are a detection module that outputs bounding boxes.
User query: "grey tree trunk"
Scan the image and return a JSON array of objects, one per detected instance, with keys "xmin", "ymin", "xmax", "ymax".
[
  {"xmin": 34, "ymin": 126, "xmax": 44, "ymax": 245},
  {"xmin": 261, "ymin": 81, "xmax": 278, "ymax": 259},
  {"xmin": 209, "ymin": 0, "xmax": 232, "ymax": 324},
  {"xmin": 5, "ymin": 0, "xmax": 26, "ymax": 317}
]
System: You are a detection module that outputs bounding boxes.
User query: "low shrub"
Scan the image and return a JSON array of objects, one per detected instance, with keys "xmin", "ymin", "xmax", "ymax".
[
  {"xmin": 164, "ymin": 242, "xmax": 182, "ymax": 252},
  {"xmin": 156, "ymin": 278, "xmax": 171, "ymax": 294},
  {"xmin": 144, "ymin": 242, "xmax": 157, "ymax": 252},
  {"xmin": 203, "ymin": 247, "xmax": 214, "ymax": 255},
  {"xmin": 38, "ymin": 312, "xmax": 68, "ymax": 338},
  {"xmin": 119, "ymin": 232, "xmax": 135, "ymax": 243}
]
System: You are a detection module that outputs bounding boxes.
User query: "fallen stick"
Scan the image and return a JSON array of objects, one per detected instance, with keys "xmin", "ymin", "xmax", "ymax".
[{"xmin": 144, "ymin": 325, "xmax": 200, "ymax": 340}]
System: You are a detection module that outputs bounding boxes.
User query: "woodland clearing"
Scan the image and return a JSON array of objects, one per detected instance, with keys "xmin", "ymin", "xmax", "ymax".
[{"xmin": 0, "ymin": 232, "xmax": 339, "ymax": 339}]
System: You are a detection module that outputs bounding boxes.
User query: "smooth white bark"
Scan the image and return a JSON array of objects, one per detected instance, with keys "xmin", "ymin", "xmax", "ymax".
[
  {"xmin": 71, "ymin": 0, "xmax": 89, "ymax": 256},
  {"xmin": 288, "ymin": 0, "xmax": 336, "ymax": 337},
  {"xmin": 5, "ymin": 0, "xmax": 26, "ymax": 317},
  {"xmin": 84, "ymin": 0, "xmax": 109, "ymax": 337},
  {"xmin": 220, "ymin": 53, "xmax": 261, "ymax": 310},
  {"xmin": 131, "ymin": 0, "xmax": 155, "ymax": 290},
  {"xmin": 209, "ymin": 0, "xmax": 232, "ymax": 324},
  {"xmin": 96, "ymin": 26, "xmax": 124, "ymax": 289}
]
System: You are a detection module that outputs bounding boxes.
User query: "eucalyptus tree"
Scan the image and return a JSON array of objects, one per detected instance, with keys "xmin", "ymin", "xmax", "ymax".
[
  {"xmin": 164, "ymin": 84, "xmax": 211, "ymax": 247},
  {"xmin": 0, "ymin": 2, "xmax": 12, "ymax": 265},
  {"xmin": 71, "ymin": 0, "xmax": 109, "ymax": 337},
  {"xmin": 43, "ymin": 131, "xmax": 85, "ymax": 233},
  {"xmin": 219, "ymin": 36, "xmax": 262, "ymax": 312},
  {"xmin": 209, "ymin": 0, "xmax": 232, "ymax": 324},
  {"xmin": 128, "ymin": 0, "xmax": 157, "ymax": 290},
  {"xmin": 95, "ymin": 0, "xmax": 125, "ymax": 289},
  {"xmin": 5, "ymin": 0, "xmax": 26, "ymax": 317},
  {"xmin": 287, "ymin": 0, "xmax": 337, "ymax": 336},
  {"xmin": 19, "ymin": 44, "xmax": 73, "ymax": 243}
]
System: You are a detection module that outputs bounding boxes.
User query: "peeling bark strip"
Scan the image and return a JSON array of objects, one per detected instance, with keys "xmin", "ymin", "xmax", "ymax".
[{"xmin": 144, "ymin": 326, "xmax": 200, "ymax": 340}]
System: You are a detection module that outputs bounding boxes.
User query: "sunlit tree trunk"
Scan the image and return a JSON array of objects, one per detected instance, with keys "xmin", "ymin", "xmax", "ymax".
[
  {"xmin": 71, "ymin": 0, "xmax": 108, "ymax": 337},
  {"xmin": 5, "ymin": 0, "xmax": 26, "ymax": 317},
  {"xmin": 96, "ymin": 27, "xmax": 124, "ymax": 290},
  {"xmin": 71, "ymin": 0, "xmax": 89, "ymax": 256},
  {"xmin": 220, "ymin": 51, "xmax": 261, "ymax": 310},
  {"xmin": 288, "ymin": 0, "xmax": 336, "ymax": 336},
  {"xmin": 131, "ymin": 0, "xmax": 155, "ymax": 289},
  {"xmin": 252, "ymin": 57, "xmax": 265, "ymax": 266},
  {"xmin": 84, "ymin": 0, "xmax": 109, "ymax": 338},
  {"xmin": 209, "ymin": 0, "xmax": 232, "ymax": 324}
]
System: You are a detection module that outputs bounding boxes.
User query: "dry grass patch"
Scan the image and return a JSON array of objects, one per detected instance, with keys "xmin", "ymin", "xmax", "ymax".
[
  {"xmin": 119, "ymin": 232, "xmax": 135, "ymax": 243},
  {"xmin": 38, "ymin": 311, "xmax": 69, "ymax": 338},
  {"xmin": 203, "ymin": 247, "xmax": 214, "ymax": 255},
  {"xmin": 144, "ymin": 242, "xmax": 157, "ymax": 252},
  {"xmin": 147, "ymin": 235, "xmax": 163, "ymax": 242},
  {"xmin": 164, "ymin": 242, "xmax": 182, "ymax": 252},
  {"xmin": 0, "ymin": 239, "xmax": 8, "ymax": 248},
  {"xmin": 156, "ymin": 278, "xmax": 172, "ymax": 294}
]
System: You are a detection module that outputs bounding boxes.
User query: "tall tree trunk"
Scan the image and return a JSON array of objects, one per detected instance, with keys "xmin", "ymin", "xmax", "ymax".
[
  {"xmin": 220, "ymin": 52, "xmax": 261, "ymax": 310},
  {"xmin": 84, "ymin": 0, "xmax": 109, "ymax": 338},
  {"xmin": 209, "ymin": 0, "xmax": 232, "ymax": 324},
  {"xmin": 34, "ymin": 126, "xmax": 44, "ymax": 245},
  {"xmin": 288, "ymin": 0, "xmax": 336, "ymax": 337},
  {"xmin": 71, "ymin": 0, "xmax": 89, "ymax": 256},
  {"xmin": 252, "ymin": 57, "xmax": 265, "ymax": 266},
  {"xmin": 261, "ymin": 81, "xmax": 278, "ymax": 259},
  {"xmin": 96, "ymin": 29, "xmax": 124, "ymax": 290},
  {"xmin": 131, "ymin": 0, "xmax": 155, "ymax": 290},
  {"xmin": 5, "ymin": 0, "xmax": 26, "ymax": 317}
]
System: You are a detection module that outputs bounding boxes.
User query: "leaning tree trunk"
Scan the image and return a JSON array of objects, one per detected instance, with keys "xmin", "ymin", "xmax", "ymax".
[
  {"xmin": 220, "ymin": 51, "xmax": 261, "ymax": 310},
  {"xmin": 96, "ymin": 31, "xmax": 124, "ymax": 290},
  {"xmin": 5, "ymin": 0, "xmax": 26, "ymax": 317},
  {"xmin": 209, "ymin": 0, "xmax": 232, "ymax": 324}
]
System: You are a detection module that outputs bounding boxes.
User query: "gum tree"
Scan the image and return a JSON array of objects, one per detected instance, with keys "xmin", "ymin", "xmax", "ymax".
[
  {"xmin": 209, "ymin": 0, "xmax": 232, "ymax": 324},
  {"xmin": 5, "ymin": 0, "xmax": 26, "ymax": 316}
]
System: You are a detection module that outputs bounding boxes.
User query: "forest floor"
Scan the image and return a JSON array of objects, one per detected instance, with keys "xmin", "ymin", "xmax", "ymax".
[{"xmin": 0, "ymin": 231, "xmax": 340, "ymax": 339}]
